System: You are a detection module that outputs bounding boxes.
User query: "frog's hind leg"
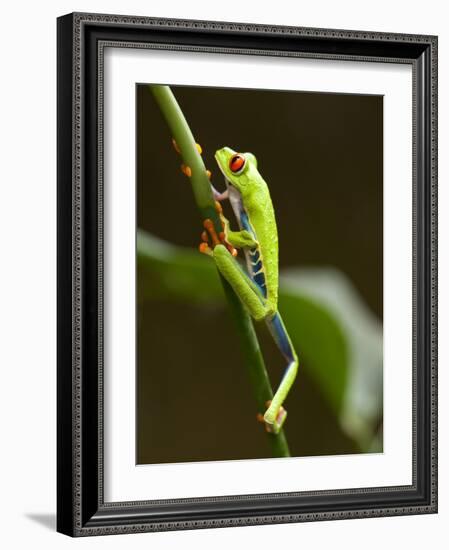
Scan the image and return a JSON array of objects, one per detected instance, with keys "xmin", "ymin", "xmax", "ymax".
[
  {"xmin": 263, "ymin": 313, "xmax": 299, "ymax": 434},
  {"xmin": 210, "ymin": 244, "xmax": 297, "ymax": 434},
  {"xmin": 212, "ymin": 244, "xmax": 269, "ymax": 322}
]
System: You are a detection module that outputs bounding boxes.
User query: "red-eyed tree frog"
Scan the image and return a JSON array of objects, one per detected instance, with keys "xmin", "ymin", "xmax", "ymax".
[{"xmin": 199, "ymin": 147, "xmax": 299, "ymax": 435}]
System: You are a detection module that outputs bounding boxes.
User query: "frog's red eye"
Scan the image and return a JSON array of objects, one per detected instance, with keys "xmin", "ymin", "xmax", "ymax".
[{"xmin": 229, "ymin": 154, "xmax": 246, "ymax": 173}]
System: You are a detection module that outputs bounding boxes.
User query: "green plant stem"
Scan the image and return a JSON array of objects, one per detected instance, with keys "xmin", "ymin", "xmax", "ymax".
[
  {"xmin": 223, "ymin": 285, "xmax": 291, "ymax": 457},
  {"xmin": 148, "ymin": 84, "xmax": 290, "ymax": 458}
]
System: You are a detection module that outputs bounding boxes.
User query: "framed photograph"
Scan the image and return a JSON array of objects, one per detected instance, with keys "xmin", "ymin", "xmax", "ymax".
[{"xmin": 57, "ymin": 12, "xmax": 438, "ymax": 536}]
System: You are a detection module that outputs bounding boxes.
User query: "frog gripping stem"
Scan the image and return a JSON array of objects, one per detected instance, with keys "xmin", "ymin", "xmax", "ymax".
[
  {"xmin": 257, "ymin": 401, "xmax": 287, "ymax": 434},
  {"xmin": 199, "ymin": 206, "xmax": 238, "ymax": 258},
  {"xmin": 198, "ymin": 141, "xmax": 297, "ymax": 437}
]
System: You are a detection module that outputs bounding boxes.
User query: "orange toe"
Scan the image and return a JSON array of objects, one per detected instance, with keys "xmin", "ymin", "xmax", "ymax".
[{"xmin": 199, "ymin": 242, "xmax": 212, "ymax": 255}]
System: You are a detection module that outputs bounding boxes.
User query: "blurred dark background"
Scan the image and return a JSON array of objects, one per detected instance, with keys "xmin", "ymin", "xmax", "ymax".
[{"xmin": 136, "ymin": 84, "xmax": 383, "ymax": 465}]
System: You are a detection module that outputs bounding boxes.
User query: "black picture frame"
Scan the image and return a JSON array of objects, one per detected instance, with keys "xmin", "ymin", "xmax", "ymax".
[{"xmin": 57, "ymin": 12, "xmax": 438, "ymax": 536}]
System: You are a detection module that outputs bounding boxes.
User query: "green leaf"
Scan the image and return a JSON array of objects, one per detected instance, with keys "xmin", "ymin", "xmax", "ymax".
[
  {"xmin": 137, "ymin": 230, "xmax": 222, "ymax": 304},
  {"xmin": 280, "ymin": 268, "xmax": 383, "ymax": 449}
]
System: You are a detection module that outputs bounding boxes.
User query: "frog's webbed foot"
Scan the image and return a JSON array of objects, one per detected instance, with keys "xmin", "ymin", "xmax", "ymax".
[
  {"xmin": 199, "ymin": 202, "xmax": 238, "ymax": 257},
  {"xmin": 198, "ymin": 218, "xmax": 217, "ymax": 256},
  {"xmin": 257, "ymin": 400, "xmax": 287, "ymax": 434}
]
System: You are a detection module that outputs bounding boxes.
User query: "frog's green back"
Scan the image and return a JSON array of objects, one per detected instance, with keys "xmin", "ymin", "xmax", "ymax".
[{"xmin": 245, "ymin": 182, "xmax": 279, "ymax": 314}]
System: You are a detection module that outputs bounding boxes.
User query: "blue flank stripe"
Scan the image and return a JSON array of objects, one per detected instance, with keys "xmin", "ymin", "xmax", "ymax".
[
  {"xmin": 249, "ymin": 249, "xmax": 260, "ymax": 263},
  {"xmin": 271, "ymin": 314, "xmax": 295, "ymax": 362},
  {"xmin": 239, "ymin": 208, "xmax": 267, "ymax": 297},
  {"xmin": 252, "ymin": 260, "xmax": 263, "ymax": 272},
  {"xmin": 239, "ymin": 209, "xmax": 252, "ymax": 232},
  {"xmin": 253, "ymin": 271, "xmax": 266, "ymax": 295}
]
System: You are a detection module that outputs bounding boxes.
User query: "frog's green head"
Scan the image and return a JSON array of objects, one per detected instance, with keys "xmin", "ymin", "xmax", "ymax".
[{"xmin": 215, "ymin": 146, "xmax": 259, "ymax": 197}]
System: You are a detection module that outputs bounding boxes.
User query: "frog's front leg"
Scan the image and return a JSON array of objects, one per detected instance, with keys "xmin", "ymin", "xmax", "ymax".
[
  {"xmin": 220, "ymin": 217, "xmax": 258, "ymax": 250},
  {"xmin": 199, "ymin": 201, "xmax": 256, "ymax": 255},
  {"xmin": 209, "ymin": 198, "xmax": 258, "ymax": 251}
]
